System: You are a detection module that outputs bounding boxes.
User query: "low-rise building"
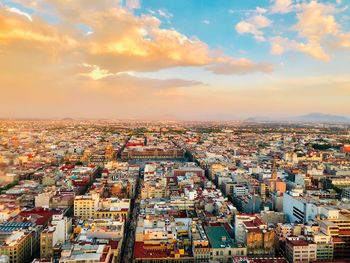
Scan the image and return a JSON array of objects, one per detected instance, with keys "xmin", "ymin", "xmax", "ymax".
[
  {"xmin": 285, "ymin": 238, "xmax": 316, "ymax": 263},
  {"xmin": 0, "ymin": 231, "xmax": 34, "ymax": 263},
  {"xmin": 74, "ymin": 194, "xmax": 99, "ymax": 220},
  {"xmin": 205, "ymin": 226, "xmax": 247, "ymax": 263}
]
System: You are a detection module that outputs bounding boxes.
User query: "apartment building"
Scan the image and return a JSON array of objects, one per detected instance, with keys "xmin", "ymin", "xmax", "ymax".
[
  {"xmin": 205, "ymin": 226, "xmax": 247, "ymax": 263},
  {"xmin": 74, "ymin": 194, "xmax": 99, "ymax": 220},
  {"xmin": 318, "ymin": 210, "xmax": 350, "ymax": 258},
  {"xmin": 40, "ymin": 228, "xmax": 55, "ymax": 259},
  {"xmin": 0, "ymin": 231, "xmax": 34, "ymax": 263},
  {"xmin": 285, "ymin": 238, "xmax": 316, "ymax": 263},
  {"xmin": 312, "ymin": 233, "xmax": 334, "ymax": 260}
]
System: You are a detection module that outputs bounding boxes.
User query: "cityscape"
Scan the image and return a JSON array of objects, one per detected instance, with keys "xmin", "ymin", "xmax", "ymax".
[
  {"xmin": 0, "ymin": 120, "xmax": 349, "ymax": 263},
  {"xmin": 1, "ymin": 0, "xmax": 350, "ymax": 263}
]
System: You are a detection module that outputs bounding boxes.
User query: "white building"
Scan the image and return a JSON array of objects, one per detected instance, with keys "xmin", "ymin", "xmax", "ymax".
[
  {"xmin": 283, "ymin": 192, "xmax": 339, "ymax": 223},
  {"xmin": 233, "ymin": 185, "xmax": 248, "ymax": 197},
  {"xmin": 51, "ymin": 213, "xmax": 72, "ymax": 243},
  {"xmin": 283, "ymin": 191, "xmax": 320, "ymax": 223},
  {"xmin": 35, "ymin": 191, "xmax": 55, "ymax": 208}
]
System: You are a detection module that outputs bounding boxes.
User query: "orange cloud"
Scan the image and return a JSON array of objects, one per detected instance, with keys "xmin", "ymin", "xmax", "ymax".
[
  {"xmin": 270, "ymin": 0, "xmax": 293, "ymax": 14},
  {"xmin": 0, "ymin": 1, "xmax": 276, "ymax": 119},
  {"xmin": 2, "ymin": 1, "xmax": 271, "ymax": 75},
  {"xmin": 0, "ymin": 9, "xmax": 76, "ymax": 46},
  {"xmin": 235, "ymin": 14, "xmax": 272, "ymax": 42},
  {"xmin": 270, "ymin": 1, "xmax": 350, "ymax": 61},
  {"xmin": 207, "ymin": 57, "xmax": 273, "ymax": 75}
]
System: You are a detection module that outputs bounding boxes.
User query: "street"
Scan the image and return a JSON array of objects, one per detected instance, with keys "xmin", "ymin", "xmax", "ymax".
[{"xmin": 118, "ymin": 172, "xmax": 142, "ymax": 262}]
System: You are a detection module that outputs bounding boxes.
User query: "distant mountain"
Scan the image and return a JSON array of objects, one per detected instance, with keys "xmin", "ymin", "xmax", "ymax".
[
  {"xmin": 291, "ymin": 113, "xmax": 350, "ymax": 123},
  {"xmin": 245, "ymin": 113, "xmax": 350, "ymax": 124},
  {"xmin": 244, "ymin": 116, "xmax": 271, "ymax": 122}
]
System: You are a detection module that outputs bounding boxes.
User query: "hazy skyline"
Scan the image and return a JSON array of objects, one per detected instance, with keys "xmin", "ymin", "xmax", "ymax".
[{"xmin": 0, "ymin": 0, "xmax": 350, "ymax": 120}]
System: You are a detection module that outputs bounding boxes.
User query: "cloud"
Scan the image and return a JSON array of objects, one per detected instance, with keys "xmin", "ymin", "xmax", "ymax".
[
  {"xmin": 270, "ymin": 36, "xmax": 288, "ymax": 55},
  {"xmin": 235, "ymin": 14, "xmax": 272, "ymax": 42},
  {"xmin": 337, "ymin": 32, "xmax": 350, "ymax": 48},
  {"xmin": 79, "ymin": 63, "xmax": 203, "ymax": 88},
  {"xmin": 202, "ymin": 20, "xmax": 210, "ymax": 25},
  {"xmin": 126, "ymin": 0, "xmax": 140, "ymax": 10},
  {"xmin": 270, "ymin": 1, "xmax": 350, "ymax": 61},
  {"xmin": 80, "ymin": 64, "xmax": 116, "ymax": 80},
  {"xmin": 2, "ymin": 1, "xmax": 350, "ymax": 119},
  {"xmin": 256, "ymin": 7, "xmax": 267, "ymax": 14},
  {"xmin": 0, "ymin": 8, "xmax": 77, "ymax": 54},
  {"xmin": 5, "ymin": 7, "xmax": 32, "ymax": 21},
  {"xmin": 104, "ymin": 75, "xmax": 202, "ymax": 89},
  {"xmin": 7, "ymin": 2, "xmax": 266, "ymax": 75},
  {"xmin": 0, "ymin": 4, "xmax": 208, "ymax": 119},
  {"xmin": 236, "ymin": 21, "xmax": 263, "ymax": 41},
  {"xmin": 294, "ymin": 1, "xmax": 338, "ymax": 42},
  {"xmin": 4, "ymin": 2, "xmax": 270, "ymax": 75},
  {"xmin": 42, "ymin": 0, "xmax": 121, "ymax": 19},
  {"xmin": 0, "ymin": 0, "xmax": 274, "ymax": 121},
  {"xmin": 157, "ymin": 9, "xmax": 173, "ymax": 19},
  {"xmin": 270, "ymin": 36, "xmax": 330, "ymax": 61},
  {"xmin": 82, "ymin": 10, "xmax": 212, "ymax": 72},
  {"xmin": 207, "ymin": 58, "xmax": 273, "ymax": 75},
  {"xmin": 270, "ymin": 0, "xmax": 294, "ymax": 14}
]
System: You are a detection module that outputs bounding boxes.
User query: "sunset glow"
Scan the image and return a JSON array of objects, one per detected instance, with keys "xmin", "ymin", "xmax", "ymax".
[{"xmin": 0, "ymin": 0, "xmax": 349, "ymax": 120}]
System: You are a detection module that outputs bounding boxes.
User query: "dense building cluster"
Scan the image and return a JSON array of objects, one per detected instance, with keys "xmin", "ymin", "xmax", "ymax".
[{"xmin": 0, "ymin": 120, "xmax": 350, "ymax": 263}]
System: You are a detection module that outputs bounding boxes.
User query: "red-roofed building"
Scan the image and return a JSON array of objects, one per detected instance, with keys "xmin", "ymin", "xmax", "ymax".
[
  {"xmin": 134, "ymin": 242, "xmax": 193, "ymax": 262},
  {"xmin": 239, "ymin": 216, "xmax": 274, "ymax": 257},
  {"xmin": 285, "ymin": 238, "xmax": 316, "ymax": 263},
  {"xmin": 10, "ymin": 208, "xmax": 63, "ymax": 228}
]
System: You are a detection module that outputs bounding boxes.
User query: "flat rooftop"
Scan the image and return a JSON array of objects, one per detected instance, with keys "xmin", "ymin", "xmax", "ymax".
[{"xmin": 205, "ymin": 226, "xmax": 235, "ymax": 249}]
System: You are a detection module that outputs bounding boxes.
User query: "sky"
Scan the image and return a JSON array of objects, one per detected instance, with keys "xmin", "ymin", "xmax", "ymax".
[{"xmin": 0, "ymin": 0, "xmax": 350, "ymax": 120}]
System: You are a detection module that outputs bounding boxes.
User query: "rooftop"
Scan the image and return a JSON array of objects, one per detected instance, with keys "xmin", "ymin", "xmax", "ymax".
[
  {"xmin": 134, "ymin": 242, "xmax": 172, "ymax": 259},
  {"xmin": 205, "ymin": 226, "xmax": 236, "ymax": 249},
  {"xmin": 287, "ymin": 239, "xmax": 310, "ymax": 247}
]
